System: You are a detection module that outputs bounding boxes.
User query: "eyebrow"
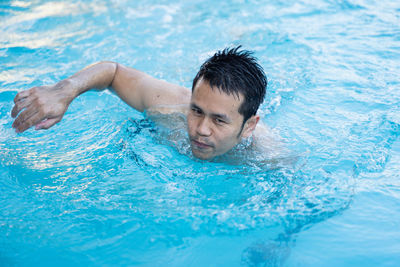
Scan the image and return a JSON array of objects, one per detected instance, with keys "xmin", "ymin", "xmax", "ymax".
[{"xmin": 190, "ymin": 103, "xmax": 231, "ymax": 123}]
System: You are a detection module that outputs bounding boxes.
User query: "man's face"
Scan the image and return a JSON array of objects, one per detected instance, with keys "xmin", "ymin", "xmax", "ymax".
[{"xmin": 187, "ymin": 78, "xmax": 258, "ymax": 160}]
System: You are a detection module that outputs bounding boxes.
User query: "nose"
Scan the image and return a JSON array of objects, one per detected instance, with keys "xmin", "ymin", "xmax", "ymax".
[{"xmin": 196, "ymin": 117, "xmax": 212, "ymax": 137}]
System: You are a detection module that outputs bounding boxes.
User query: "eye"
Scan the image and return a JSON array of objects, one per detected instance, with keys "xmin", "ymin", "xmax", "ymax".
[
  {"xmin": 214, "ymin": 118, "xmax": 226, "ymax": 125},
  {"xmin": 191, "ymin": 107, "xmax": 203, "ymax": 116}
]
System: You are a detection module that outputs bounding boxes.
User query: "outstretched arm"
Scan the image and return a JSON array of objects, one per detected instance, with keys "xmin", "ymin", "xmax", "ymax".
[{"xmin": 11, "ymin": 61, "xmax": 190, "ymax": 133}]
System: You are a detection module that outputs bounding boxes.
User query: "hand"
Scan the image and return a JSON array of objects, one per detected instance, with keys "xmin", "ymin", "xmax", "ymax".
[{"xmin": 11, "ymin": 81, "xmax": 74, "ymax": 133}]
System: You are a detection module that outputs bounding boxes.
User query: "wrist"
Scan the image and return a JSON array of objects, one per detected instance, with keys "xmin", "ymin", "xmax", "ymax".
[{"xmin": 55, "ymin": 78, "xmax": 78, "ymax": 105}]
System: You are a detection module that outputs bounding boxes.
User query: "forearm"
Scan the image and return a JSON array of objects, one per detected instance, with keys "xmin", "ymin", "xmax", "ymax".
[
  {"xmin": 65, "ymin": 61, "xmax": 190, "ymax": 112},
  {"xmin": 62, "ymin": 61, "xmax": 118, "ymax": 101},
  {"xmin": 11, "ymin": 60, "xmax": 189, "ymax": 132},
  {"xmin": 11, "ymin": 61, "xmax": 118, "ymax": 132}
]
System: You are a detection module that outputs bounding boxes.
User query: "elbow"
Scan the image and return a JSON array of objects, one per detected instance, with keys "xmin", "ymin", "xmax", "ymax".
[
  {"xmin": 91, "ymin": 61, "xmax": 119, "ymax": 88},
  {"xmin": 109, "ymin": 62, "xmax": 119, "ymax": 88}
]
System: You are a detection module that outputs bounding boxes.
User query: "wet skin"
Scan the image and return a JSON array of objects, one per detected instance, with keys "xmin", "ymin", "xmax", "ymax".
[
  {"xmin": 187, "ymin": 78, "xmax": 259, "ymax": 160},
  {"xmin": 10, "ymin": 62, "xmax": 260, "ymax": 160}
]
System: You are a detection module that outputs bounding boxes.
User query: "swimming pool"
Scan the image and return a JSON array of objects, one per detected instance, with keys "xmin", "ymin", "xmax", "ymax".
[{"xmin": 1, "ymin": 0, "xmax": 399, "ymax": 266}]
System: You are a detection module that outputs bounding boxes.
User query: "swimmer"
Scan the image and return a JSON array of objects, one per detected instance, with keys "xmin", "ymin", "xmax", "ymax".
[{"xmin": 11, "ymin": 46, "xmax": 283, "ymax": 161}]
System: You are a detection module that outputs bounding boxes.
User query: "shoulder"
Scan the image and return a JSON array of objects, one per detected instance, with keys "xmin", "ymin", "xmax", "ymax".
[
  {"xmin": 253, "ymin": 123, "xmax": 282, "ymax": 150},
  {"xmin": 145, "ymin": 104, "xmax": 189, "ymax": 129},
  {"xmin": 146, "ymin": 104, "xmax": 189, "ymax": 115},
  {"xmin": 251, "ymin": 123, "xmax": 301, "ymax": 169}
]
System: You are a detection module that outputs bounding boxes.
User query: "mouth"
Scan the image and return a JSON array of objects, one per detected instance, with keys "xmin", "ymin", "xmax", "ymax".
[{"xmin": 191, "ymin": 139, "xmax": 213, "ymax": 150}]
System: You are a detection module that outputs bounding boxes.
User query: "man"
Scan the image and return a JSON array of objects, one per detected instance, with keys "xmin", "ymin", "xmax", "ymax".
[{"xmin": 11, "ymin": 46, "xmax": 270, "ymax": 160}]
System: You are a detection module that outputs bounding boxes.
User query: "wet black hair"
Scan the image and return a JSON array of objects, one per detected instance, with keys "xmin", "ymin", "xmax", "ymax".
[{"xmin": 192, "ymin": 46, "xmax": 267, "ymax": 124}]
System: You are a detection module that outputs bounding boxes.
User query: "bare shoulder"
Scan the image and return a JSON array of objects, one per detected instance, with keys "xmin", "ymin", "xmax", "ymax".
[
  {"xmin": 252, "ymin": 123, "xmax": 299, "ymax": 168},
  {"xmin": 146, "ymin": 104, "xmax": 189, "ymax": 115},
  {"xmin": 137, "ymin": 75, "xmax": 191, "ymax": 108},
  {"xmin": 145, "ymin": 104, "xmax": 189, "ymax": 129},
  {"xmin": 253, "ymin": 123, "xmax": 284, "ymax": 153}
]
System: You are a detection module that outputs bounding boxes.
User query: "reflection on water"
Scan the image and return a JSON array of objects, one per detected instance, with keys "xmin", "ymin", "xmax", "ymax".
[{"xmin": 1, "ymin": 0, "xmax": 400, "ymax": 265}]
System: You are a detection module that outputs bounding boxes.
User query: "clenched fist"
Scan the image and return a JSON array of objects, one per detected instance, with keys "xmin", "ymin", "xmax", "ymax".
[{"xmin": 11, "ymin": 81, "xmax": 74, "ymax": 133}]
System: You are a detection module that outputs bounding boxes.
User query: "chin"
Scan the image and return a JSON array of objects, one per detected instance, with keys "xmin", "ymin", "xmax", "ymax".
[{"xmin": 191, "ymin": 148, "xmax": 213, "ymax": 160}]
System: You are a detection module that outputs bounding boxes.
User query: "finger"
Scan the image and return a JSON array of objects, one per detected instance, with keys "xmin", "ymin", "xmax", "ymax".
[
  {"xmin": 11, "ymin": 98, "xmax": 31, "ymax": 118},
  {"xmin": 13, "ymin": 90, "xmax": 32, "ymax": 104},
  {"xmin": 15, "ymin": 112, "xmax": 45, "ymax": 133},
  {"xmin": 35, "ymin": 118, "xmax": 60, "ymax": 130},
  {"xmin": 12, "ymin": 107, "xmax": 39, "ymax": 132}
]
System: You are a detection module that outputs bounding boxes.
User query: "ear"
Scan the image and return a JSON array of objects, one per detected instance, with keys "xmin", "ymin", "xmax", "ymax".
[{"xmin": 240, "ymin": 115, "xmax": 260, "ymax": 139}]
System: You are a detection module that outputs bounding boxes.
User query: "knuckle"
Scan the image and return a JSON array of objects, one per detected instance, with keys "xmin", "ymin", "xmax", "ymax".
[
  {"xmin": 14, "ymin": 120, "xmax": 22, "ymax": 129},
  {"xmin": 30, "ymin": 87, "xmax": 39, "ymax": 96},
  {"xmin": 13, "ymin": 94, "xmax": 19, "ymax": 103},
  {"xmin": 19, "ymin": 125, "xmax": 27, "ymax": 132},
  {"xmin": 18, "ymin": 114, "xmax": 26, "ymax": 123},
  {"xmin": 11, "ymin": 106, "xmax": 17, "ymax": 117},
  {"xmin": 28, "ymin": 119, "xmax": 35, "ymax": 127},
  {"xmin": 12, "ymin": 118, "xmax": 19, "ymax": 128},
  {"xmin": 14, "ymin": 102, "xmax": 20, "ymax": 110},
  {"xmin": 42, "ymin": 106, "xmax": 50, "ymax": 115},
  {"xmin": 36, "ymin": 98, "xmax": 44, "ymax": 106},
  {"xmin": 37, "ymin": 109, "xmax": 45, "ymax": 117},
  {"xmin": 11, "ymin": 109, "xmax": 18, "ymax": 118},
  {"xmin": 14, "ymin": 92, "xmax": 24, "ymax": 103},
  {"xmin": 33, "ymin": 97, "xmax": 41, "ymax": 106}
]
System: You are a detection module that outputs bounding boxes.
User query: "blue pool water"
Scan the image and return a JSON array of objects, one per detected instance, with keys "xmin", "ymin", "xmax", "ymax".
[{"xmin": 1, "ymin": 0, "xmax": 400, "ymax": 266}]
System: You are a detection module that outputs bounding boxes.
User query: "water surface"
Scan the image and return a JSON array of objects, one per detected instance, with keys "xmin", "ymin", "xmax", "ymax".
[{"xmin": 1, "ymin": 0, "xmax": 400, "ymax": 266}]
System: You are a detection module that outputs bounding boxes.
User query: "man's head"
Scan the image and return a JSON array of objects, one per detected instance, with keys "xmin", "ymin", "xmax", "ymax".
[{"xmin": 187, "ymin": 46, "xmax": 267, "ymax": 159}]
